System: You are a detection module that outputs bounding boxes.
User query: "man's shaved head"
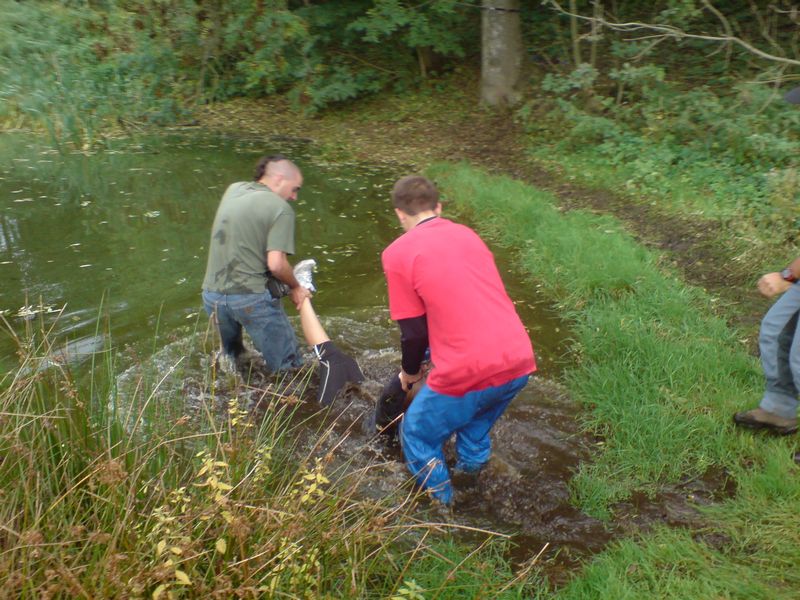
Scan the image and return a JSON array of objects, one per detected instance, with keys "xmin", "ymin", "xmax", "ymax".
[
  {"xmin": 253, "ymin": 154, "xmax": 299, "ymax": 181},
  {"xmin": 266, "ymin": 159, "xmax": 301, "ymax": 180},
  {"xmin": 254, "ymin": 154, "xmax": 303, "ymax": 202}
]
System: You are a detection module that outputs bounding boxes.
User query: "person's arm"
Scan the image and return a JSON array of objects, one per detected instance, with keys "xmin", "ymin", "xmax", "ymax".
[
  {"xmin": 757, "ymin": 256, "xmax": 800, "ymax": 298},
  {"xmin": 267, "ymin": 250, "xmax": 311, "ymax": 308},
  {"xmin": 398, "ymin": 315, "xmax": 428, "ymax": 391}
]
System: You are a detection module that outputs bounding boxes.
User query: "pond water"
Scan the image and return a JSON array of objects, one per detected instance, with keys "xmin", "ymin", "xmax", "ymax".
[
  {"xmin": 0, "ymin": 130, "xmax": 610, "ymax": 576},
  {"xmin": 0, "ymin": 131, "xmax": 566, "ymax": 366}
]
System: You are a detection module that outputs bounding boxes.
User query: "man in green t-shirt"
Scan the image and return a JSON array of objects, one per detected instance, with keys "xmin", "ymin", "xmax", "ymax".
[
  {"xmin": 202, "ymin": 155, "xmax": 309, "ymax": 371},
  {"xmin": 202, "ymin": 155, "xmax": 363, "ymax": 404}
]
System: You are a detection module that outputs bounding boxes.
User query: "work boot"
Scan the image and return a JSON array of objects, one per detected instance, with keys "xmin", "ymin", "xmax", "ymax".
[
  {"xmin": 315, "ymin": 341, "xmax": 364, "ymax": 406},
  {"xmin": 294, "ymin": 259, "xmax": 317, "ymax": 292},
  {"xmin": 733, "ymin": 407, "xmax": 798, "ymax": 435}
]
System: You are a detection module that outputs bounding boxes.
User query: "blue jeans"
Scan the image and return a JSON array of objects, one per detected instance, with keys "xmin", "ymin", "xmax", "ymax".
[
  {"xmin": 759, "ymin": 282, "xmax": 800, "ymax": 419},
  {"xmin": 202, "ymin": 290, "xmax": 303, "ymax": 372},
  {"xmin": 400, "ymin": 374, "xmax": 530, "ymax": 505}
]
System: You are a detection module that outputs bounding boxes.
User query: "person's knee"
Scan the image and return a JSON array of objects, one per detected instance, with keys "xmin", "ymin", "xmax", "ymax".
[
  {"xmin": 401, "ymin": 407, "xmax": 437, "ymax": 448},
  {"xmin": 400, "ymin": 415, "xmax": 434, "ymax": 461}
]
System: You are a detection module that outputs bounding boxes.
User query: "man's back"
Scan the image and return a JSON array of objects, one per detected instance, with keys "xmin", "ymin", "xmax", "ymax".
[
  {"xmin": 382, "ymin": 217, "xmax": 535, "ymax": 396},
  {"xmin": 203, "ymin": 182, "xmax": 296, "ymax": 294}
]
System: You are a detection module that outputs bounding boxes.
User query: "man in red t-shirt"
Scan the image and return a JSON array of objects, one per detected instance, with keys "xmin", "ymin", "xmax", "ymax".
[{"xmin": 381, "ymin": 175, "xmax": 536, "ymax": 505}]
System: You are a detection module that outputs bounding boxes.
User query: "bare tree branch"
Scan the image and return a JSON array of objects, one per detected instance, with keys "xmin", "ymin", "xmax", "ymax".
[
  {"xmin": 702, "ymin": 0, "xmax": 733, "ymax": 69},
  {"xmin": 543, "ymin": 0, "xmax": 800, "ymax": 67}
]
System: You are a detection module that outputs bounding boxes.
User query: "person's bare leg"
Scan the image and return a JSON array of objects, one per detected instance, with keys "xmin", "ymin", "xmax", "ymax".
[
  {"xmin": 298, "ymin": 297, "xmax": 330, "ymax": 346},
  {"xmin": 297, "ymin": 297, "xmax": 363, "ymax": 405}
]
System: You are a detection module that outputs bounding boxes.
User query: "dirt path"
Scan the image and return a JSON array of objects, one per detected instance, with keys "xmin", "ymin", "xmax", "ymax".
[{"xmin": 197, "ymin": 93, "xmax": 765, "ymax": 333}]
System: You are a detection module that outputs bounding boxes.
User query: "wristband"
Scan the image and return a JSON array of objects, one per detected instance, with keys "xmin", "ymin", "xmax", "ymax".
[{"xmin": 781, "ymin": 268, "xmax": 797, "ymax": 283}]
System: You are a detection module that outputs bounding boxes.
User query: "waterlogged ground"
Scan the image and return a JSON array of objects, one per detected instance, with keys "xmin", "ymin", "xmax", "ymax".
[
  {"xmin": 114, "ymin": 312, "xmax": 734, "ymax": 583},
  {"xmin": 114, "ymin": 316, "xmax": 614, "ymax": 579},
  {"xmin": 2, "ymin": 130, "xmax": 735, "ymax": 583}
]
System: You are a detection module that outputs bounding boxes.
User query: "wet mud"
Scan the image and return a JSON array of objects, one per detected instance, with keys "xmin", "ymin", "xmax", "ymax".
[
  {"xmin": 243, "ymin": 358, "xmax": 612, "ymax": 579},
  {"xmin": 117, "ymin": 333, "xmax": 736, "ymax": 586}
]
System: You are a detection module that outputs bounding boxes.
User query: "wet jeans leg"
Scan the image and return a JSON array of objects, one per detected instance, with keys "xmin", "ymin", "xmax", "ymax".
[
  {"xmin": 454, "ymin": 375, "xmax": 529, "ymax": 472},
  {"xmin": 226, "ymin": 291, "xmax": 304, "ymax": 372},
  {"xmin": 402, "ymin": 384, "xmax": 494, "ymax": 505},
  {"xmin": 202, "ymin": 290, "xmax": 245, "ymax": 358},
  {"xmin": 401, "ymin": 376, "xmax": 531, "ymax": 504}
]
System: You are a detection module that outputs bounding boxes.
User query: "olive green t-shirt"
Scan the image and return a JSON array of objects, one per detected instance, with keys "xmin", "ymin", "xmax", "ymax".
[{"xmin": 202, "ymin": 182, "xmax": 296, "ymax": 294}]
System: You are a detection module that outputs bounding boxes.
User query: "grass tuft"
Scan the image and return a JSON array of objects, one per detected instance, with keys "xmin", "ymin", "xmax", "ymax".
[
  {"xmin": 428, "ymin": 161, "xmax": 800, "ymax": 597},
  {"xmin": 0, "ymin": 312, "xmax": 531, "ymax": 598}
]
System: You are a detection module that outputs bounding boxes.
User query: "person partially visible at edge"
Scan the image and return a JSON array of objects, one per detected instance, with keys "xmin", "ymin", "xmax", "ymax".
[
  {"xmin": 381, "ymin": 175, "xmax": 537, "ymax": 505},
  {"xmin": 732, "ymin": 86, "xmax": 800, "ymax": 438},
  {"xmin": 733, "ymin": 257, "xmax": 800, "ymax": 436},
  {"xmin": 201, "ymin": 155, "xmax": 363, "ymax": 405}
]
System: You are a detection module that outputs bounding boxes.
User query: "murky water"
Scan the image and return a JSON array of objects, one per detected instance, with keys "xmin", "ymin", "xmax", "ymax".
[{"xmin": 1, "ymin": 130, "xmax": 608, "ymax": 575}]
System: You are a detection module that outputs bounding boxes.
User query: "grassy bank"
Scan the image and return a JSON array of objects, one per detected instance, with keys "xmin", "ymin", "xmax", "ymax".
[
  {"xmin": 189, "ymin": 70, "xmax": 798, "ymax": 302},
  {"xmin": 429, "ymin": 162, "xmax": 800, "ymax": 598},
  {"xmin": 4, "ymin": 157, "xmax": 798, "ymax": 598},
  {"xmin": 0, "ymin": 316, "xmax": 534, "ymax": 598}
]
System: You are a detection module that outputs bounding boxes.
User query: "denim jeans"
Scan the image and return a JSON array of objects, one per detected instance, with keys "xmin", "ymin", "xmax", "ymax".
[
  {"xmin": 759, "ymin": 282, "xmax": 800, "ymax": 419},
  {"xmin": 202, "ymin": 289, "xmax": 303, "ymax": 372},
  {"xmin": 400, "ymin": 374, "xmax": 530, "ymax": 505}
]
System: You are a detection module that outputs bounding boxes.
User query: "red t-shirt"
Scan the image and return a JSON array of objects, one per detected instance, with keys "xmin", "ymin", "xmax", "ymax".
[{"xmin": 381, "ymin": 217, "xmax": 536, "ymax": 396}]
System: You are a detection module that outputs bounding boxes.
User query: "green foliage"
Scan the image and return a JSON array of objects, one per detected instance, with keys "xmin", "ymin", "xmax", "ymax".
[
  {"xmin": 525, "ymin": 62, "xmax": 800, "ymax": 238},
  {"xmin": 608, "ymin": 63, "xmax": 666, "ymax": 99},
  {"xmin": 225, "ymin": 5, "xmax": 311, "ymax": 97},
  {"xmin": 557, "ymin": 527, "xmax": 788, "ymax": 599},
  {"xmin": 350, "ymin": 0, "xmax": 471, "ymax": 58},
  {"xmin": 654, "ymin": 0, "xmax": 704, "ymax": 26},
  {"xmin": 387, "ymin": 538, "xmax": 538, "ymax": 599},
  {"xmin": 0, "ymin": 2, "xmax": 186, "ymax": 146},
  {"xmin": 541, "ymin": 64, "xmax": 598, "ymax": 94},
  {"xmin": 1, "ymin": 0, "xmax": 479, "ymax": 139},
  {"xmin": 526, "ymin": 1, "xmax": 800, "ymax": 241}
]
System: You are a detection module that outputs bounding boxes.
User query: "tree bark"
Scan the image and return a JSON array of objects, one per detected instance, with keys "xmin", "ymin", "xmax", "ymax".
[{"xmin": 480, "ymin": 0, "xmax": 523, "ymax": 107}]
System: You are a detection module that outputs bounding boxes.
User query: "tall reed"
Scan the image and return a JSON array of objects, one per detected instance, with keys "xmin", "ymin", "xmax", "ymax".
[{"xmin": 0, "ymin": 311, "xmax": 533, "ymax": 598}]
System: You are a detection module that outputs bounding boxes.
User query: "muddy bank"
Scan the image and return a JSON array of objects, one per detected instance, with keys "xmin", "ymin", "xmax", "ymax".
[
  {"xmin": 184, "ymin": 91, "xmax": 755, "ymax": 583},
  {"xmin": 114, "ymin": 327, "xmax": 735, "ymax": 586}
]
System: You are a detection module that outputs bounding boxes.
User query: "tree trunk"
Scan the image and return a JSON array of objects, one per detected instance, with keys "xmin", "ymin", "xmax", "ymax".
[{"xmin": 480, "ymin": 0, "xmax": 523, "ymax": 106}]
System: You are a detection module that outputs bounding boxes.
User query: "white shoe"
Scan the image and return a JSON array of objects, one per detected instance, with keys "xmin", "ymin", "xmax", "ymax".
[{"xmin": 294, "ymin": 259, "xmax": 317, "ymax": 292}]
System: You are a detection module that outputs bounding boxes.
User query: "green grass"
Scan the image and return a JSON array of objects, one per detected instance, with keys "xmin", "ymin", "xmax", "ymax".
[
  {"xmin": 556, "ymin": 526, "xmax": 785, "ymax": 600},
  {"xmin": 428, "ymin": 162, "xmax": 800, "ymax": 597},
  {"xmin": 0, "ymin": 313, "xmax": 532, "ymax": 598},
  {"xmin": 520, "ymin": 77, "xmax": 800, "ymax": 242}
]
